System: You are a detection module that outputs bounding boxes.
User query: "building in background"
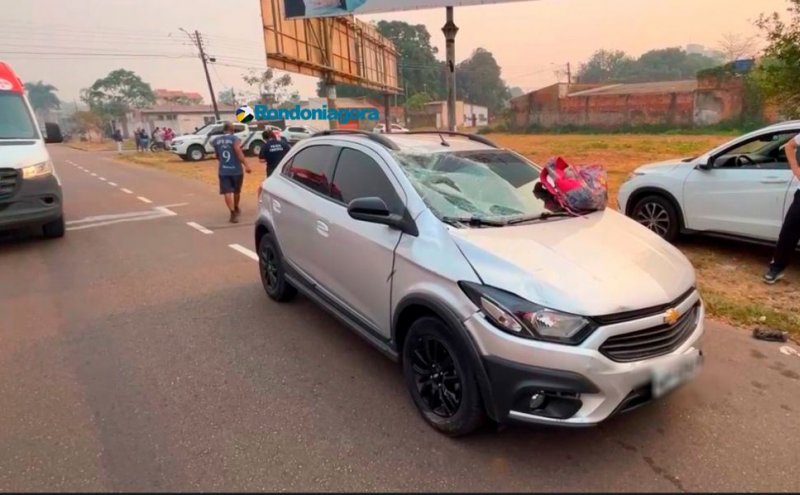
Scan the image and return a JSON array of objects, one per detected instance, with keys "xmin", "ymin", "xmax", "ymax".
[
  {"xmin": 685, "ymin": 44, "xmax": 725, "ymax": 61},
  {"xmin": 153, "ymin": 89, "xmax": 204, "ymax": 106},
  {"xmin": 127, "ymin": 104, "xmax": 237, "ymax": 136},
  {"xmin": 408, "ymin": 100, "xmax": 489, "ymax": 129}
]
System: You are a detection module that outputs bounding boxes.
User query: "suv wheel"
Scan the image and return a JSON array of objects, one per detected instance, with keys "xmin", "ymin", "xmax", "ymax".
[
  {"xmin": 402, "ymin": 317, "xmax": 485, "ymax": 436},
  {"xmin": 42, "ymin": 216, "xmax": 65, "ymax": 238},
  {"xmin": 258, "ymin": 233, "xmax": 297, "ymax": 302},
  {"xmin": 250, "ymin": 141, "xmax": 264, "ymax": 157},
  {"xmin": 187, "ymin": 145, "xmax": 205, "ymax": 162},
  {"xmin": 632, "ymin": 195, "xmax": 679, "ymax": 242}
]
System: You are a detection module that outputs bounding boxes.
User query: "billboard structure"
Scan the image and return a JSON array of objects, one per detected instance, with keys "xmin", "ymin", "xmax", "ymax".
[
  {"xmin": 261, "ymin": 0, "xmax": 401, "ymax": 94},
  {"xmin": 282, "ymin": 0, "xmax": 531, "ymax": 19}
]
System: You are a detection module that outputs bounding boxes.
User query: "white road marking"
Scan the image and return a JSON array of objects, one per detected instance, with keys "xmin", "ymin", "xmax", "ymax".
[
  {"xmin": 108, "ymin": 181, "xmax": 118, "ymax": 187},
  {"xmin": 160, "ymin": 202, "xmax": 189, "ymax": 209},
  {"xmin": 121, "ymin": 188, "xmax": 133, "ymax": 194},
  {"xmin": 780, "ymin": 346, "xmax": 800, "ymax": 357},
  {"xmin": 137, "ymin": 196, "xmax": 152, "ymax": 204},
  {"xmin": 98, "ymin": 177, "xmax": 107, "ymax": 181},
  {"xmin": 229, "ymin": 244, "xmax": 259, "ymax": 261},
  {"xmin": 187, "ymin": 222, "xmax": 213, "ymax": 234},
  {"xmin": 66, "ymin": 207, "xmax": 176, "ymax": 231},
  {"xmin": 90, "ymin": 173, "xmax": 97, "ymax": 177}
]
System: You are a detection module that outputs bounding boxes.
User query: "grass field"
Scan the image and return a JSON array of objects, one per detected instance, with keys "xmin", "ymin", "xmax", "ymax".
[{"xmin": 116, "ymin": 133, "xmax": 800, "ymax": 338}]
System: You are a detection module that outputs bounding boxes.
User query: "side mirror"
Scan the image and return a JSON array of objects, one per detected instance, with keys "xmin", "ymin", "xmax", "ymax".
[
  {"xmin": 347, "ymin": 197, "xmax": 418, "ymax": 236},
  {"xmin": 697, "ymin": 158, "xmax": 713, "ymax": 170},
  {"xmin": 43, "ymin": 123, "xmax": 63, "ymax": 144}
]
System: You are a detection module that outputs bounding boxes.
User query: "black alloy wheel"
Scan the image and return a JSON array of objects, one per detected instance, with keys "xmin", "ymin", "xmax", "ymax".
[{"xmin": 410, "ymin": 335, "xmax": 462, "ymax": 418}]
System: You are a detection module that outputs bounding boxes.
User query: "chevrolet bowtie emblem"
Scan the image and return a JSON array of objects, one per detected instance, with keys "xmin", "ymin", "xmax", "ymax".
[{"xmin": 664, "ymin": 308, "xmax": 680, "ymax": 325}]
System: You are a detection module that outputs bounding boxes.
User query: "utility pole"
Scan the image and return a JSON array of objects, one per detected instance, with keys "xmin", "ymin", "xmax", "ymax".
[
  {"xmin": 181, "ymin": 28, "xmax": 220, "ymax": 121},
  {"xmin": 442, "ymin": 7, "xmax": 458, "ymax": 131},
  {"xmin": 566, "ymin": 62, "xmax": 572, "ymax": 85}
]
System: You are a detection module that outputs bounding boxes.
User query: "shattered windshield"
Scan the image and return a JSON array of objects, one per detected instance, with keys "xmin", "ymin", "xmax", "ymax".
[{"xmin": 393, "ymin": 149, "xmax": 562, "ymax": 225}]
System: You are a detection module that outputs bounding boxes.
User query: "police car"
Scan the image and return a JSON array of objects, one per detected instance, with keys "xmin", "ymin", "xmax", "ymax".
[
  {"xmin": 170, "ymin": 122, "xmax": 282, "ymax": 162},
  {"xmin": 0, "ymin": 61, "xmax": 65, "ymax": 238}
]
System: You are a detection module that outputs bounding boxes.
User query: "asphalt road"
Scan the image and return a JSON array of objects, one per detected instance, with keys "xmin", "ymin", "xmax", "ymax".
[{"xmin": 2, "ymin": 145, "xmax": 799, "ymax": 492}]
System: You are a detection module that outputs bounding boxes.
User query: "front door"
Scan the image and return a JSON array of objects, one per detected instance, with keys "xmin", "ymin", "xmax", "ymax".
[
  {"xmin": 314, "ymin": 145, "xmax": 406, "ymax": 337},
  {"xmin": 683, "ymin": 131, "xmax": 798, "ymax": 241}
]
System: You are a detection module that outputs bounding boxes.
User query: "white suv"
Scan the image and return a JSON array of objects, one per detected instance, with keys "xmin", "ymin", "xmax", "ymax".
[
  {"xmin": 619, "ymin": 121, "xmax": 800, "ymax": 242},
  {"xmin": 170, "ymin": 122, "xmax": 279, "ymax": 161},
  {"xmin": 255, "ymin": 130, "xmax": 703, "ymax": 435}
]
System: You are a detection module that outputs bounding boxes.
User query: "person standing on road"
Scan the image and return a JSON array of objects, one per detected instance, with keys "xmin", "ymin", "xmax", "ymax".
[
  {"xmin": 259, "ymin": 129, "xmax": 291, "ymax": 177},
  {"xmin": 214, "ymin": 121, "xmax": 252, "ymax": 223},
  {"xmin": 764, "ymin": 133, "xmax": 800, "ymax": 284},
  {"xmin": 112, "ymin": 128, "xmax": 123, "ymax": 153}
]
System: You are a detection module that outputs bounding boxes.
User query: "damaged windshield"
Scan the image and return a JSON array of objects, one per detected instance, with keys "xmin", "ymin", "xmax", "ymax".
[{"xmin": 393, "ymin": 149, "xmax": 562, "ymax": 225}]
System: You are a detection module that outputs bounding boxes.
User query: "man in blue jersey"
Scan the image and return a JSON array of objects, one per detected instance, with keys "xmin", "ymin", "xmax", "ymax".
[{"xmin": 213, "ymin": 122, "xmax": 252, "ymax": 223}]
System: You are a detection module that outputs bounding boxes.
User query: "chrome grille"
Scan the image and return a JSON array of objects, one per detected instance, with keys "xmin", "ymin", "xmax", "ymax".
[
  {"xmin": 0, "ymin": 168, "xmax": 19, "ymax": 200},
  {"xmin": 599, "ymin": 304, "xmax": 700, "ymax": 362}
]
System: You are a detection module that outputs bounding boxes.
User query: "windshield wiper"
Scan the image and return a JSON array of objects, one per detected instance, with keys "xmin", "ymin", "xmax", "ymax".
[
  {"xmin": 440, "ymin": 216, "xmax": 508, "ymax": 227},
  {"xmin": 506, "ymin": 211, "xmax": 573, "ymax": 225}
]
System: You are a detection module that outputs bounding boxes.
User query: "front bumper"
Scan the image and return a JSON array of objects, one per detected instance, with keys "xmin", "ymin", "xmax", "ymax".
[
  {"xmin": 0, "ymin": 174, "xmax": 63, "ymax": 230},
  {"xmin": 170, "ymin": 142, "xmax": 190, "ymax": 154},
  {"xmin": 467, "ymin": 290, "xmax": 704, "ymax": 426}
]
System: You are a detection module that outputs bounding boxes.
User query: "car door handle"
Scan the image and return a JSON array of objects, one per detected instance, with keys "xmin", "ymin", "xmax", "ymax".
[
  {"xmin": 316, "ymin": 220, "xmax": 329, "ymax": 237},
  {"xmin": 271, "ymin": 199, "xmax": 281, "ymax": 214},
  {"xmin": 761, "ymin": 177, "xmax": 789, "ymax": 184}
]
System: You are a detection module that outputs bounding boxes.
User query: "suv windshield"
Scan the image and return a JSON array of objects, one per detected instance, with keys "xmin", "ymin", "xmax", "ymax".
[
  {"xmin": 193, "ymin": 124, "xmax": 218, "ymax": 136},
  {"xmin": 0, "ymin": 92, "xmax": 37, "ymax": 140},
  {"xmin": 393, "ymin": 149, "xmax": 562, "ymax": 224}
]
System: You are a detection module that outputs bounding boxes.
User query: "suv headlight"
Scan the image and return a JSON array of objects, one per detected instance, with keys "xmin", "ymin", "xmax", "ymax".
[
  {"xmin": 459, "ymin": 282, "xmax": 595, "ymax": 345},
  {"xmin": 22, "ymin": 160, "xmax": 53, "ymax": 179}
]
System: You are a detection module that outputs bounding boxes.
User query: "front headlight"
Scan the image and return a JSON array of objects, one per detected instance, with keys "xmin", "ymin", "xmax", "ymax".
[
  {"xmin": 459, "ymin": 282, "xmax": 594, "ymax": 345},
  {"xmin": 22, "ymin": 161, "xmax": 53, "ymax": 179},
  {"xmin": 626, "ymin": 171, "xmax": 645, "ymax": 182}
]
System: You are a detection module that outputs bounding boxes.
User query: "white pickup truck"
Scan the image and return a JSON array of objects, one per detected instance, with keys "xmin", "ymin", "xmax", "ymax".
[{"xmin": 170, "ymin": 122, "xmax": 281, "ymax": 162}]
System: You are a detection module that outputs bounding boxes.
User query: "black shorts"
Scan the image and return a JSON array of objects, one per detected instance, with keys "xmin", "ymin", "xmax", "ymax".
[{"xmin": 219, "ymin": 174, "xmax": 244, "ymax": 194}]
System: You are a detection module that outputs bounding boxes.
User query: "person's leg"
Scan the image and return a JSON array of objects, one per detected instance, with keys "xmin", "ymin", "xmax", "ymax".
[
  {"xmin": 220, "ymin": 175, "xmax": 238, "ymax": 223},
  {"xmin": 765, "ymin": 189, "xmax": 800, "ymax": 282},
  {"xmin": 233, "ymin": 174, "xmax": 243, "ymax": 217},
  {"xmin": 117, "ymin": 141, "xmax": 122, "ymax": 153}
]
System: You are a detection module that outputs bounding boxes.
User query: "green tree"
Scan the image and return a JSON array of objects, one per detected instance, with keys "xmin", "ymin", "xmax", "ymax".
[
  {"xmin": 24, "ymin": 81, "xmax": 60, "ymax": 119},
  {"xmin": 217, "ymin": 88, "xmax": 237, "ymax": 106},
  {"xmin": 576, "ymin": 48, "xmax": 721, "ymax": 84},
  {"xmin": 755, "ymin": 0, "xmax": 800, "ymax": 117},
  {"xmin": 406, "ymin": 91, "xmax": 433, "ymax": 110},
  {"xmin": 242, "ymin": 68, "xmax": 293, "ymax": 105},
  {"xmin": 456, "ymin": 48, "xmax": 510, "ymax": 113},
  {"xmin": 576, "ymin": 49, "xmax": 636, "ymax": 83},
  {"xmin": 81, "ymin": 69, "xmax": 155, "ymax": 127}
]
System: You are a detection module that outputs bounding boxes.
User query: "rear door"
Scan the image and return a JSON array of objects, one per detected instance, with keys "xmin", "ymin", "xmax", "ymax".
[
  {"xmin": 271, "ymin": 145, "xmax": 339, "ymax": 283},
  {"xmin": 683, "ymin": 130, "xmax": 798, "ymax": 241},
  {"xmin": 313, "ymin": 145, "xmax": 406, "ymax": 337}
]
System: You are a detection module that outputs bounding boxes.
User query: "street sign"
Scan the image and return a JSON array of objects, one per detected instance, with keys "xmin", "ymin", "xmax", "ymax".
[{"xmin": 282, "ymin": 0, "xmax": 533, "ymax": 19}]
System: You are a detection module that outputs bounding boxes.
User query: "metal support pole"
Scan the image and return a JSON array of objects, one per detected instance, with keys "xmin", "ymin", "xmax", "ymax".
[
  {"xmin": 442, "ymin": 7, "xmax": 458, "ymax": 131},
  {"xmin": 384, "ymin": 93, "xmax": 391, "ymax": 133},
  {"xmin": 325, "ymin": 79, "xmax": 338, "ymax": 130}
]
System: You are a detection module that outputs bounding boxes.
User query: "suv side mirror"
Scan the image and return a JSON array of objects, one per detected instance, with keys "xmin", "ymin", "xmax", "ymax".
[
  {"xmin": 347, "ymin": 197, "xmax": 418, "ymax": 236},
  {"xmin": 697, "ymin": 157, "xmax": 713, "ymax": 170},
  {"xmin": 44, "ymin": 122, "xmax": 63, "ymax": 144}
]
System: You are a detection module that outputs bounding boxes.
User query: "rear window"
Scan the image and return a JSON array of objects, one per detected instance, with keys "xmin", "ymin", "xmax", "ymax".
[{"xmin": 0, "ymin": 92, "xmax": 37, "ymax": 140}]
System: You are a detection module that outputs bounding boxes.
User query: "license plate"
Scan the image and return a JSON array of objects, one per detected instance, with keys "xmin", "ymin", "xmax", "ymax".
[{"xmin": 652, "ymin": 351, "xmax": 701, "ymax": 398}]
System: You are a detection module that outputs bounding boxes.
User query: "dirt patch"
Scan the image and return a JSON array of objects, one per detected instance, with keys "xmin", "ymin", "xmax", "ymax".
[
  {"xmin": 117, "ymin": 134, "xmax": 800, "ymax": 337},
  {"xmin": 66, "ymin": 140, "xmax": 136, "ymax": 152}
]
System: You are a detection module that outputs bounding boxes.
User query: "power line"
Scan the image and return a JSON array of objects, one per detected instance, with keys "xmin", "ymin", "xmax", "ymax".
[{"xmin": 0, "ymin": 50, "xmax": 195, "ymax": 58}]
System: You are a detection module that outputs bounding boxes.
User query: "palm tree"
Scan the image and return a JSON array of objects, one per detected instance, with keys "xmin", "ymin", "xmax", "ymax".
[{"xmin": 24, "ymin": 81, "xmax": 60, "ymax": 121}]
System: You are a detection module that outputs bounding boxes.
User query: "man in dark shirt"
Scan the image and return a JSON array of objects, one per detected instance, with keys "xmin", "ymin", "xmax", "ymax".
[
  {"xmin": 764, "ymin": 133, "xmax": 800, "ymax": 283},
  {"xmin": 259, "ymin": 130, "xmax": 292, "ymax": 177},
  {"xmin": 213, "ymin": 122, "xmax": 252, "ymax": 223}
]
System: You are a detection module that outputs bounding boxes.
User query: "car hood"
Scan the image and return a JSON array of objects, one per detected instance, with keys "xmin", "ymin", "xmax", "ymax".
[
  {"xmin": 449, "ymin": 209, "xmax": 695, "ymax": 317},
  {"xmin": 0, "ymin": 139, "xmax": 50, "ymax": 169},
  {"xmin": 634, "ymin": 158, "xmax": 688, "ymax": 174}
]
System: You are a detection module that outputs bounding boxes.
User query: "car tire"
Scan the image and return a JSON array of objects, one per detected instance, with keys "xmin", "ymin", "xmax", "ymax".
[
  {"xmin": 187, "ymin": 145, "xmax": 205, "ymax": 162},
  {"xmin": 250, "ymin": 140, "xmax": 264, "ymax": 157},
  {"xmin": 402, "ymin": 317, "xmax": 485, "ymax": 436},
  {"xmin": 632, "ymin": 194, "xmax": 680, "ymax": 242},
  {"xmin": 258, "ymin": 233, "xmax": 297, "ymax": 302},
  {"xmin": 42, "ymin": 216, "xmax": 65, "ymax": 239}
]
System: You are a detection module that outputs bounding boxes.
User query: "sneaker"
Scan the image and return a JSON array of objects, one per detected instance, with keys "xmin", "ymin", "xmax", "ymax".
[
  {"xmin": 235, "ymin": 206, "xmax": 241, "ymax": 214},
  {"xmin": 229, "ymin": 210, "xmax": 238, "ymax": 224},
  {"xmin": 762, "ymin": 266, "xmax": 785, "ymax": 284}
]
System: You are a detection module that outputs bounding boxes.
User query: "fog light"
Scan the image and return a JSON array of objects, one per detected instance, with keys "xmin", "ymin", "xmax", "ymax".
[{"xmin": 529, "ymin": 392, "xmax": 546, "ymax": 410}]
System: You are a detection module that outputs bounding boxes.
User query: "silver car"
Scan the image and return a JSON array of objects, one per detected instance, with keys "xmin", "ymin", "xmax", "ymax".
[{"xmin": 254, "ymin": 130, "xmax": 704, "ymax": 436}]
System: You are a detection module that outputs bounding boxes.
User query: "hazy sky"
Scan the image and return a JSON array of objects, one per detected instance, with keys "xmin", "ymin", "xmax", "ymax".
[{"xmin": 0, "ymin": 0, "xmax": 787, "ymax": 106}]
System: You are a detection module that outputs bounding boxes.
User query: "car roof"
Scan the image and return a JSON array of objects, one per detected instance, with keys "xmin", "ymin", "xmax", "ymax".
[
  {"xmin": 762, "ymin": 120, "xmax": 800, "ymax": 132},
  {"xmin": 308, "ymin": 131, "xmax": 497, "ymax": 154}
]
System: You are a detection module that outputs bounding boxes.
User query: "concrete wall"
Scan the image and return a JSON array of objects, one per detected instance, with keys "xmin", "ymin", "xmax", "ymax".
[{"xmin": 558, "ymin": 92, "xmax": 695, "ymax": 127}]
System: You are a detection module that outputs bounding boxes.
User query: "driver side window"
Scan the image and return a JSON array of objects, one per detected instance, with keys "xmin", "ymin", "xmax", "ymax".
[{"xmin": 714, "ymin": 132, "xmax": 798, "ymax": 170}]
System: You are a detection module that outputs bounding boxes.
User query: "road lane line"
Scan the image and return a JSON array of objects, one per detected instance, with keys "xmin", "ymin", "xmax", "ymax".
[
  {"xmin": 98, "ymin": 177, "xmax": 107, "ymax": 181},
  {"xmin": 187, "ymin": 222, "xmax": 213, "ymax": 234},
  {"xmin": 229, "ymin": 244, "xmax": 258, "ymax": 261},
  {"xmin": 90, "ymin": 173, "xmax": 97, "ymax": 177},
  {"xmin": 154, "ymin": 206, "xmax": 178, "ymax": 216},
  {"xmin": 137, "ymin": 196, "xmax": 152, "ymax": 204},
  {"xmin": 121, "ymin": 188, "xmax": 133, "ymax": 194},
  {"xmin": 108, "ymin": 181, "xmax": 118, "ymax": 187}
]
